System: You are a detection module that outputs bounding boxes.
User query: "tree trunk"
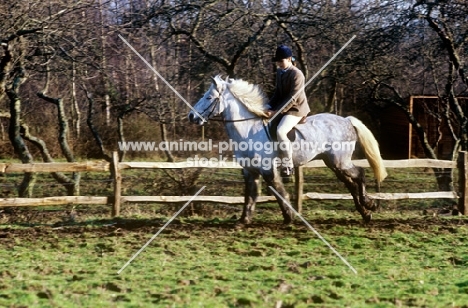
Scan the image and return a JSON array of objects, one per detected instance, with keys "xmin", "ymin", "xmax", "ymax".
[
  {"xmin": 7, "ymin": 65, "xmax": 36, "ymax": 197},
  {"xmin": 117, "ymin": 115, "xmax": 126, "ymax": 162},
  {"xmin": 84, "ymin": 86, "xmax": 112, "ymax": 162},
  {"xmin": 160, "ymin": 123, "xmax": 174, "ymax": 162},
  {"xmin": 71, "ymin": 61, "xmax": 81, "ymax": 138},
  {"xmin": 99, "ymin": 0, "xmax": 111, "ymax": 125},
  {"xmin": 150, "ymin": 45, "xmax": 174, "ymax": 162},
  {"xmin": 325, "ymin": 79, "xmax": 337, "ymax": 113},
  {"xmin": 36, "ymin": 60, "xmax": 81, "ymax": 196},
  {"xmin": 21, "ymin": 122, "xmax": 77, "ymax": 195}
]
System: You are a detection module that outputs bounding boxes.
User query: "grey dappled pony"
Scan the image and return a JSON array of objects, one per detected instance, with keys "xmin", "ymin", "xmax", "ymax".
[{"xmin": 188, "ymin": 75, "xmax": 387, "ymax": 224}]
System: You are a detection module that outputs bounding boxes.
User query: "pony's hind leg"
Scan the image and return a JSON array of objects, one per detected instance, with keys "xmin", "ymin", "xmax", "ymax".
[
  {"xmin": 335, "ymin": 166, "xmax": 373, "ymax": 223},
  {"xmin": 354, "ymin": 166, "xmax": 378, "ymax": 212},
  {"xmin": 239, "ymin": 169, "xmax": 260, "ymax": 224},
  {"xmin": 322, "ymin": 155, "xmax": 373, "ymax": 223}
]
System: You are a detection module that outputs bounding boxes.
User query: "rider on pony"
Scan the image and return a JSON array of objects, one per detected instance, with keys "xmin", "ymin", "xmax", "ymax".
[{"xmin": 265, "ymin": 45, "xmax": 311, "ymax": 178}]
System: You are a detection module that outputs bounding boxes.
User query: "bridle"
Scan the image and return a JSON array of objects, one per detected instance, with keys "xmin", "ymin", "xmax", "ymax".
[{"xmin": 199, "ymin": 96, "xmax": 221, "ymax": 121}]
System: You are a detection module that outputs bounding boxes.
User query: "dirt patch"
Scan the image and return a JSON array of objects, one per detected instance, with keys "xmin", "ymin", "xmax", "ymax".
[{"xmin": 1, "ymin": 211, "xmax": 467, "ymax": 246}]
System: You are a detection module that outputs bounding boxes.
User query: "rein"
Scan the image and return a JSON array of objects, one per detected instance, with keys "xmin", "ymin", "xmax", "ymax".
[
  {"xmin": 209, "ymin": 116, "xmax": 261, "ymax": 122},
  {"xmin": 209, "ymin": 114, "xmax": 273, "ymax": 142}
]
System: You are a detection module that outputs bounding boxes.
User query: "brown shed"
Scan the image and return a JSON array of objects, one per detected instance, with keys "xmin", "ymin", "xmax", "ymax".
[{"xmin": 380, "ymin": 96, "xmax": 468, "ymax": 159}]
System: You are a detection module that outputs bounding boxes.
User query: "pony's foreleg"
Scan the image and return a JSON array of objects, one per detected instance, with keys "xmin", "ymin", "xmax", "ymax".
[
  {"xmin": 239, "ymin": 169, "xmax": 260, "ymax": 224},
  {"xmin": 263, "ymin": 170, "xmax": 293, "ymax": 225}
]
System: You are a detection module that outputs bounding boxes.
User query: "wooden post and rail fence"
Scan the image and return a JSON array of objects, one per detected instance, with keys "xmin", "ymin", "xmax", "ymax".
[{"xmin": 1, "ymin": 151, "xmax": 467, "ymax": 216}]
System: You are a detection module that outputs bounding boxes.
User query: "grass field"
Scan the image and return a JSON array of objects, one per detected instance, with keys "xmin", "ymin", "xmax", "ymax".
[{"xmin": 1, "ymin": 166, "xmax": 468, "ymax": 307}]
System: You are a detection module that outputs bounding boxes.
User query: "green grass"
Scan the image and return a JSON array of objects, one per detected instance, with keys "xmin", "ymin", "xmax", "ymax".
[
  {"xmin": 1, "ymin": 207, "xmax": 468, "ymax": 307},
  {"xmin": 0, "ymin": 164, "xmax": 465, "ymax": 306}
]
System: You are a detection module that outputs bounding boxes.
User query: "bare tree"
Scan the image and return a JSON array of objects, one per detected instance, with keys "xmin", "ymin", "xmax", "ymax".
[
  {"xmin": 357, "ymin": 0, "xmax": 468, "ymax": 191},
  {"xmin": 0, "ymin": 1, "xmax": 90, "ymax": 196}
]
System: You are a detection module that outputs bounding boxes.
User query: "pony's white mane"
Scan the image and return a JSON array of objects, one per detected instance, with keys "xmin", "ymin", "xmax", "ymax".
[{"xmin": 226, "ymin": 78, "xmax": 269, "ymax": 118}]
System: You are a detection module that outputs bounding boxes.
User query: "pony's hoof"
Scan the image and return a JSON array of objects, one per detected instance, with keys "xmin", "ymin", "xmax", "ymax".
[
  {"xmin": 282, "ymin": 216, "xmax": 293, "ymax": 225},
  {"xmin": 238, "ymin": 217, "xmax": 251, "ymax": 225},
  {"xmin": 371, "ymin": 201, "xmax": 380, "ymax": 211},
  {"xmin": 362, "ymin": 213, "xmax": 372, "ymax": 223},
  {"xmin": 364, "ymin": 199, "xmax": 378, "ymax": 211}
]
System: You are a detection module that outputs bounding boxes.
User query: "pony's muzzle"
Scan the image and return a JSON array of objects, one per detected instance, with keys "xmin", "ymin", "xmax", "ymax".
[
  {"xmin": 188, "ymin": 112, "xmax": 195, "ymax": 122},
  {"xmin": 188, "ymin": 112, "xmax": 204, "ymax": 125}
]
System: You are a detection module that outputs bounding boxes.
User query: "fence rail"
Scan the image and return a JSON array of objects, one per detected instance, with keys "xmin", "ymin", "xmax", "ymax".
[{"xmin": 1, "ymin": 151, "xmax": 466, "ymax": 216}]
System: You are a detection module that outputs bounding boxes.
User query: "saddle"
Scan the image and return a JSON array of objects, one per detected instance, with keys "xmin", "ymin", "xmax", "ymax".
[{"xmin": 267, "ymin": 114, "xmax": 307, "ymax": 142}]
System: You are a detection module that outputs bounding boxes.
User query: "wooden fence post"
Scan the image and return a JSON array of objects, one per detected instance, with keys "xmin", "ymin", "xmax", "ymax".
[
  {"xmin": 457, "ymin": 151, "xmax": 467, "ymax": 215},
  {"xmin": 294, "ymin": 165, "xmax": 303, "ymax": 214},
  {"xmin": 111, "ymin": 151, "xmax": 122, "ymax": 217}
]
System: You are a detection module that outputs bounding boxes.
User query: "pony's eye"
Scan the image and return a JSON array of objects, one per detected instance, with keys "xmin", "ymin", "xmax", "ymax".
[{"xmin": 207, "ymin": 96, "xmax": 212, "ymax": 100}]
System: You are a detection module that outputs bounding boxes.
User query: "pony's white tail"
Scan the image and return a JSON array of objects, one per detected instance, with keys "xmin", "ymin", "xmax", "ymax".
[{"xmin": 347, "ymin": 116, "xmax": 388, "ymax": 183}]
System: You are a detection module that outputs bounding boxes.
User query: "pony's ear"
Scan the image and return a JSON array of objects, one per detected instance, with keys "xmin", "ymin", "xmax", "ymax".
[
  {"xmin": 211, "ymin": 75, "xmax": 221, "ymax": 84},
  {"xmin": 211, "ymin": 75, "xmax": 223, "ymax": 90}
]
